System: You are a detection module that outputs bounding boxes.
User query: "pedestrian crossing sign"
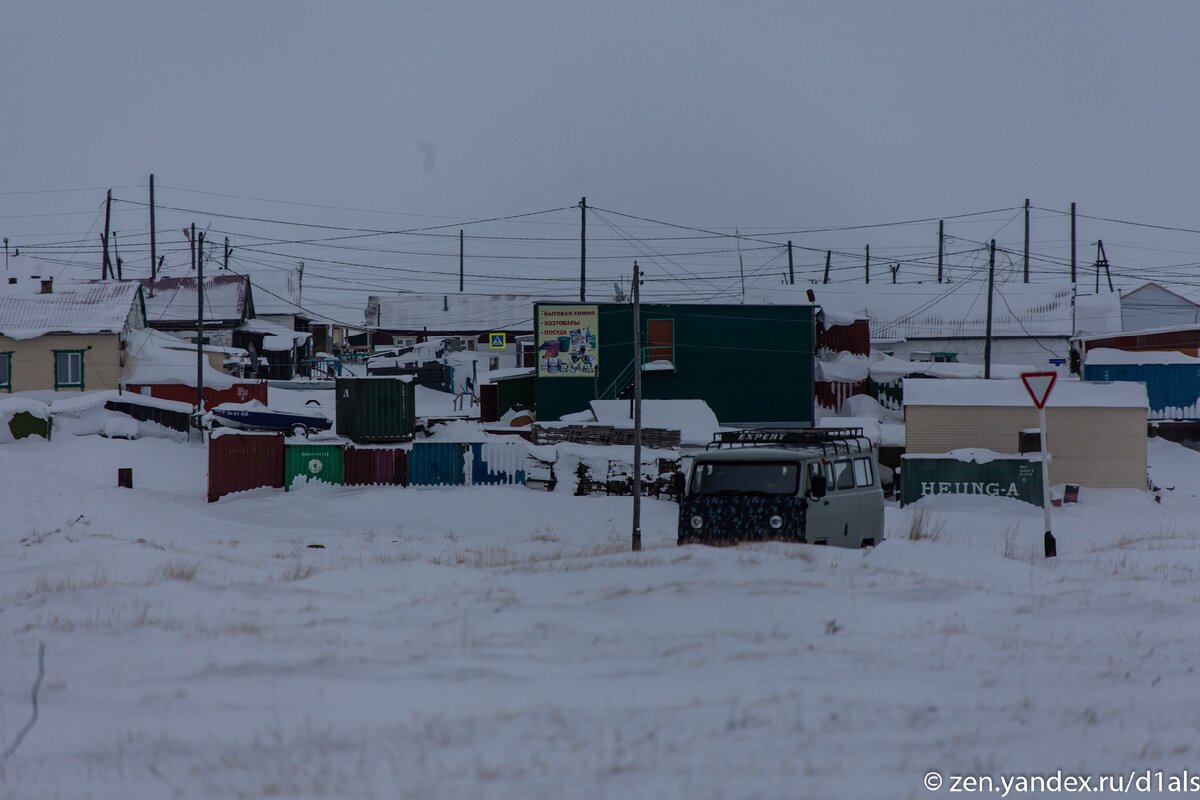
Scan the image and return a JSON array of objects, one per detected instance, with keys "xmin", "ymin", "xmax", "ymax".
[{"xmin": 489, "ymin": 332, "xmax": 506, "ymax": 350}]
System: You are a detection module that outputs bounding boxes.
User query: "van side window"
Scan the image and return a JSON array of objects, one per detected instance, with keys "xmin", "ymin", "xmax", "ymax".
[
  {"xmin": 853, "ymin": 457, "xmax": 874, "ymax": 487},
  {"xmin": 810, "ymin": 462, "xmax": 834, "ymax": 492},
  {"xmin": 833, "ymin": 460, "xmax": 855, "ymax": 490}
]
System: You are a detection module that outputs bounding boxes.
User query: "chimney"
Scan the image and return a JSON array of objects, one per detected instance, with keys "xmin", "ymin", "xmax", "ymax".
[
  {"xmin": 806, "ymin": 289, "xmax": 816, "ymax": 303},
  {"xmin": 443, "ymin": 295, "xmax": 449, "ymax": 312},
  {"xmin": 40, "ymin": 278, "xmax": 53, "ymax": 294},
  {"xmin": 7, "ymin": 277, "xmax": 15, "ymax": 285}
]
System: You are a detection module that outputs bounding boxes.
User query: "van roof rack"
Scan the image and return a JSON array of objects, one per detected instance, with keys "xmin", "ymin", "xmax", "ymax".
[{"xmin": 706, "ymin": 427, "xmax": 872, "ymax": 456}]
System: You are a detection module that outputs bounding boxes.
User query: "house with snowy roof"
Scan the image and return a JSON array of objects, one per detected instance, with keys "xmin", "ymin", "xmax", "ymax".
[
  {"xmin": 0, "ymin": 276, "xmax": 146, "ymax": 392},
  {"xmin": 1118, "ymin": 282, "xmax": 1200, "ymax": 332},
  {"xmin": 747, "ymin": 282, "xmax": 1121, "ymax": 369},
  {"xmin": 140, "ymin": 274, "xmax": 254, "ymax": 345}
]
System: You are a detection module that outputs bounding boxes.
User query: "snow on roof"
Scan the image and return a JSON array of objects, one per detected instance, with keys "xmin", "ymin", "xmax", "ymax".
[
  {"xmin": 142, "ymin": 275, "xmax": 250, "ymax": 324},
  {"xmin": 123, "ymin": 328, "xmax": 238, "ymax": 389},
  {"xmin": 373, "ymin": 294, "xmax": 538, "ymax": 332},
  {"xmin": 903, "ymin": 378, "xmax": 1149, "ymax": 409},
  {"xmin": 0, "ymin": 279, "xmax": 141, "ymax": 340},
  {"xmin": 245, "ymin": 267, "xmax": 303, "ymax": 317},
  {"xmin": 868, "ymin": 351, "xmax": 1032, "ymax": 382},
  {"xmin": 748, "ymin": 282, "xmax": 1111, "ymax": 340},
  {"xmin": 589, "ymin": 399, "xmax": 719, "ymax": 446},
  {"xmin": 1085, "ymin": 348, "xmax": 1200, "ymax": 366},
  {"xmin": 1075, "ymin": 292, "xmax": 1122, "ymax": 335},
  {"xmin": 1121, "ymin": 281, "xmax": 1200, "ymax": 305},
  {"xmin": 816, "ymin": 352, "xmax": 870, "ymax": 383},
  {"xmin": 903, "ymin": 448, "xmax": 1043, "ymax": 464},
  {"xmin": 239, "ymin": 318, "xmax": 311, "ymax": 343}
]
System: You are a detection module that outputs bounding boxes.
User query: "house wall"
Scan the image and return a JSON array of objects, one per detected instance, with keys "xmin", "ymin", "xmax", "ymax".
[
  {"xmin": 879, "ymin": 337, "xmax": 1070, "ymax": 369},
  {"xmin": 905, "ymin": 404, "xmax": 1147, "ymax": 489},
  {"xmin": 1121, "ymin": 284, "xmax": 1200, "ymax": 332},
  {"xmin": 1, "ymin": 332, "xmax": 123, "ymax": 392},
  {"xmin": 534, "ymin": 303, "xmax": 815, "ymax": 425}
]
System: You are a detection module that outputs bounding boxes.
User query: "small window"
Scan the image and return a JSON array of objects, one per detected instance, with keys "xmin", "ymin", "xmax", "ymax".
[
  {"xmin": 832, "ymin": 460, "xmax": 855, "ymax": 490},
  {"xmin": 853, "ymin": 457, "xmax": 874, "ymax": 487},
  {"xmin": 54, "ymin": 350, "xmax": 83, "ymax": 388},
  {"xmin": 0, "ymin": 352, "xmax": 10, "ymax": 390}
]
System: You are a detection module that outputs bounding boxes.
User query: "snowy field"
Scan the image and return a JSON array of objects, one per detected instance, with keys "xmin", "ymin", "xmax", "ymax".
[{"xmin": 4, "ymin": 434, "xmax": 1200, "ymax": 798}]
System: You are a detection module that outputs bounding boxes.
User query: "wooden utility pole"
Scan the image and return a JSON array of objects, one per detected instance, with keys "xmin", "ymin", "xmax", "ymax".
[
  {"xmin": 1023, "ymin": 198, "xmax": 1030, "ymax": 283},
  {"xmin": 937, "ymin": 220, "xmax": 944, "ymax": 283},
  {"xmin": 1070, "ymin": 202, "xmax": 1077, "ymax": 284},
  {"xmin": 149, "ymin": 174, "xmax": 157, "ymax": 285},
  {"xmin": 459, "ymin": 229, "xmax": 464, "ymax": 292},
  {"xmin": 865, "ymin": 244, "xmax": 870, "ymax": 284},
  {"xmin": 891, "ymin": 263, "xmax": 899, "ymax": 283},
  {"xmin": 224, "ymin": 237, "xmax": 231, "ymax": 271},
  {"xmin": 193, "ymin": 224, "xmax": 204, "ymax": 414},
  {"xmin": 787, "ymin": 240, "xmax": 794, "ymax": 285},
  {"xmin": 101, "ymin": 189, "xmax": 113, "ymax": 280},
  {"xmin": 631, "ymin": 260, "xmax": 643, "ymax": 553},
  {"xmin": 113, "ymin": 231, "xmax": 123, "ymax": 280},
  {"xmin": 579, "ymin": 196, "xmax": 587, "ymax": 301},
  {"xmin": 735, "ymin": 228, "xmax": 745, "ymax": 301},
  {"xmin": 1098, "ymin": 240, "xmax": 1113, "ymax": 292},
  {"xmin": 823, "ymin": 250, "xmax": 831, "ymax": 284},
  {"xmin": 984, "ymin": 239, "xmax": 996, "ymax": 379}
]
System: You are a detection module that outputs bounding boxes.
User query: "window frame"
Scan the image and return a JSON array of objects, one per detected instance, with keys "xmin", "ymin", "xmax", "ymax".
[
  {"xmin": 0, "ymin": 351, "xmax": 11, "ymax": 391},
  {"xmin": 53, "ymin": 349, "xmax": 85, "ymax": 390},
  {"xmin": 853, "ymin": 457, "xmax": 874, "ymax": 487}
]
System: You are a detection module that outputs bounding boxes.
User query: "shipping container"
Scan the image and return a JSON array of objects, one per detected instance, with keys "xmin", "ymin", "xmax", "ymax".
[
  {"xmin": 469, "ymin": 442, "xmax": 528, "ymax": 485},
  {"xmin": 284, "ymin": 443, "xmax": 345, "ymax": 489},
  {"xmin": 817, "ymin": 318, "xmax": 870, "ymax": 356},
  {"xmin": 127, "ymin": 381, "xmax": 268, "ymax": 408},
  {"xmin": 1082, "ymin": 362, "xmax": 1200, "ymax": 420},
  {"xmin": 335, "ymin": 377, "xmax": 415, "ymax": 442},
  {"xmin": 479, "ymin": 373, "xmax": 536, "ymax": 423},
  {"xmin": 344, "ymin": 447, "xmax": 408, "ymax": 486},
  {"xmin": 208, "ymin": 431, "xmax": 285, "ymax": 502},
  {"xmin": 900, "ymin": 452, "xmax": 1043, "ymax": 506},
  {"xmin": 1080, "ymin": 327, "xmax": 1200, "ymax": 357},
  {"xmin": 408, "ymin": 442, "xmax": 467, "ymax": 486}
]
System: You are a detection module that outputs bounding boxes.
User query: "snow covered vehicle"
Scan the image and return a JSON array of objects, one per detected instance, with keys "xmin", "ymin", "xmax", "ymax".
[{"xmin": 678, "ymin": 428, "xmax": 884, "ymax": 548}]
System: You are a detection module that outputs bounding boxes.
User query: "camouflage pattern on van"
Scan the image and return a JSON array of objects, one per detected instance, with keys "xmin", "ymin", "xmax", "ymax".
[{"xmin": 677, "ymin": 495, "xmax": 807, "ymax": 546}]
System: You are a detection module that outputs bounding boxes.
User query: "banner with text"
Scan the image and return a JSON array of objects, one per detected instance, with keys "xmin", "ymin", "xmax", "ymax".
[{"xmin": 537, "ymin": 305, "xmax": 599, "ymax": 377}]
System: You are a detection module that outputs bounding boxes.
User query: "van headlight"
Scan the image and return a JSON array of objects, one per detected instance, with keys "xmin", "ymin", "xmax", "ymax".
[
  {"xmin": 768, "ymin": 515, "xmax": 784, "ymax": 529},
  {"xmin": 689, "ymin": 515, "xmax": 704, "ymax": 530}
]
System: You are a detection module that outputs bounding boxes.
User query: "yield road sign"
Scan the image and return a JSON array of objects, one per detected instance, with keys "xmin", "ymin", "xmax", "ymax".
[{"xmin": 1020, "ymin": 371, "xmax": 1057, "ymax": 410}]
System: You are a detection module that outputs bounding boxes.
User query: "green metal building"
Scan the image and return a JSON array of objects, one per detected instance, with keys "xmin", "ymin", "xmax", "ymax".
[{"xmin": 533, "ymin": 302, "xmax": 815, "ymax": 426}]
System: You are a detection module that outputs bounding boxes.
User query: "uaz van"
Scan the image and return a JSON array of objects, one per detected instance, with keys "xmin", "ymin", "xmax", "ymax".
[{"xmin": 678, "ymin": 428, "xmax": 884, "ymax": 548}]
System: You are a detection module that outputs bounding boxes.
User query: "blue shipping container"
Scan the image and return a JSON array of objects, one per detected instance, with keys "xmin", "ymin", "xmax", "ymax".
[
  {"xmin": 408, "ymin": 442, "xmax": 468, "ymax": 486},
  {"xmin": 470, "ymin": 443, "xmax": 528, "ymax": 485},
  {"xmin": 1083, "ymin": 363, "xmax": 1200, "ymax": 420}
]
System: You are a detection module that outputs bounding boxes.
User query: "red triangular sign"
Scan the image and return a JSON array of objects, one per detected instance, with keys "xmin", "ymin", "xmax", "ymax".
[{"xmin": 1021, "ymin": 371, "xmax": 1057, "ymax": 409}]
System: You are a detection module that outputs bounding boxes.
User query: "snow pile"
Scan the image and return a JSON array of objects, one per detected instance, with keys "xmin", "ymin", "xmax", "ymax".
[
  {"xmin": 124, "ymin": 328, "xmax": 238, "ymax": 389},
  {"xmin": 815, "ymin": 352, "xmax": 870, "ymax": 383},
  {"xmin": 904, "ymin": 448, "xmax": 1043, "ymax": 465},
  {"xmin": 0, "ymin": 397, "xmax": 50, "ymax": 443},
  {"xmin": 838, "ymin": 393, "xmax": 903, "ymax": 423},
  {"xmin": 49, "ymin": 390, "xmax": 190, "ymax": 441},
  {"xmin": 588, "ymin": 399, "xmax": 720, "ymax": 446}
]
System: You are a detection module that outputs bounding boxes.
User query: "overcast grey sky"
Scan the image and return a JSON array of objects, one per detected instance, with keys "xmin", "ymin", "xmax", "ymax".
[{"xmin": 4, "ymin": 2, "xmax": 1200, "ymax": 321}]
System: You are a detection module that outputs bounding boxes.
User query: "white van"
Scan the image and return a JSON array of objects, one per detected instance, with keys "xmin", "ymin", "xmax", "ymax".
[{"xmin": 678, "ymin": 428, "xmax": 884, "ymax": 548}]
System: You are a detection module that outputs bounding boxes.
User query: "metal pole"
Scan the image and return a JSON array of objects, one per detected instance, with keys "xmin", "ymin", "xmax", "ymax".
[
  {"xmin": 984, "ymin": 240, "xmax": 995, "ymax": 379},
  {"xmin": 1039, "ymin": 403, "xmax": 1056, "ymax": 558},
  {"xmin": 149, "ymin": 174, "xmax": 157, "ymax": 283},
  {"xmin": 632, "ymin": 260, "xmax": 642, "ymax": 552}
]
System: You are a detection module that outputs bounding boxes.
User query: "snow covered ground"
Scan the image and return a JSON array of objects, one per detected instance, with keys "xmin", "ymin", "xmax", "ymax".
[{"xmin": 4, "ymin": 433, "xmax": 1200, "ymax": 797}]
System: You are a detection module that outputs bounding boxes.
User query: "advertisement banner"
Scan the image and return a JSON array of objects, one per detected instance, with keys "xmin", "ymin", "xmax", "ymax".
[{"xmin": 537, "ymin": 305, "xmax": 598, "ymax": 377}]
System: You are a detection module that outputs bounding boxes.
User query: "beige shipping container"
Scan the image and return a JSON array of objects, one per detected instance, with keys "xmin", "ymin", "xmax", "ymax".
[{"xmin": 903, "ymin": 379, "xmax": 1148, "ymax": 490}]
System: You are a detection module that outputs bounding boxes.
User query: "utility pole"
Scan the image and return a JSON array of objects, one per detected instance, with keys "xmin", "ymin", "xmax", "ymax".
[
  {"xmin": 1098, "ymin": 240, "xmax": 1113, "ymax": 292},
  {"xmin": 224, "ymin": 236, "xmax": 231, "ymax": 271},
  {"xmin": 579, "ymin": 196, "xmax": 587, "ymax": 301},
  {"xmin": 937, "ymin": 220, "xmax": 944, "ymax": 283},
  {"xmin": 459, "ymin": 229, "xmax": 464, "ymax": 292},
  {"xmin": 631, "ymin": 260, "xmax": 643, "ymax": 552},
  {"xmin": 735, "ymin": 228, "xmax": 745, "ymax": 302},
  {"xmin": 865, "ymin": 244, "xmax": 870, "ymax": 284},
  {"xmin": 823, "ymin": 250, "xmax": 831, "ymax": 284},
  {"xmin": 984, "ymin": 239, "xmax": 996, "ymax": 379},
  {"xmin": 787, "ymin": 241, "xmax": 795, "ymax": 285},
  {"xmin": 1023, "ymin": 198, "xmax": 1030, "ymax": 283},
  {"xmin": 193, "ymin": 224, "xmax": 205, "ymax": 415},
  {"xmin": 149, "ymin": 174, "xmax": 157, "ymax": 285},
  {"xmin": 101, "ymin": 189, "xmax": 113, "ymax": 280},
  {"xmin": 113, "ymin": 231, "xmax": 123, "ymax": 280},
  {"xmin": 3, "ymin": 238, "xmax": 8, "ymax": 271},
  {"xmin": 1070, "ymin": 202, "xmax": 1077, "ymax": 284},
  {"xmin": 891, "ymin": 263, "xmax": 899, "ymax": 283}
]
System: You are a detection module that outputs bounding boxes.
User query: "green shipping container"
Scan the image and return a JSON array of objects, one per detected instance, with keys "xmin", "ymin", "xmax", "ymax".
[
  {"xmin": 900, "ymin": 451, "xmax": 1043, "ymax": 506},
  {"xmin": 285, "ymin": 443, "xmax": 345, "ymax": 489},
  {"xmin": 335, "ymin": 377, "xmax": 416, "ymax": 442},
  {"xmin": 495, "ymin": 374, "xmax": 535, "ymax": 418}
]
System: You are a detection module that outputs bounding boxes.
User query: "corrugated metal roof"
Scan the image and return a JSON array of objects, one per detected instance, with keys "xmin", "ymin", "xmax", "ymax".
[
  {"xmin": 748, "ymin": 282, "xmax": 1119, "ymax": 339},
  {"xmin": 374, "ymin": 294, "xmax": 541, "ymax": 332},
  {"xmin": 142, "ymin": 275, "xmax": 250, "ymax": 323},
  {"xmin": 246, "ymin": 267, "xmax": 302, "ymax": 316},
  {"xmin": 0, "ymin": 279, "xmax": 141, "ymax": 340}
]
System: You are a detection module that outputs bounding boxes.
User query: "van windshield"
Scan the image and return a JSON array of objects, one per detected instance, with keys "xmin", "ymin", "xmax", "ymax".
[{"xmin": 690, "ymin": 461, "xmax": 801, "ymax": 496}]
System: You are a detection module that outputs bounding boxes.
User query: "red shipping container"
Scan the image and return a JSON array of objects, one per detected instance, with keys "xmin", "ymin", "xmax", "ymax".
[
  {"xmin": 817, "ymin": 319, "xmax": 871, "ymax": 356},
  {"xmin": 208, "ymin": 431, "xmax": 285, "ymax": 502},
  {"xmin": 344, "ymin": 448, "xmax": 408, "ymax": 486},
  {"xmin": 128, "ymin": 381, "xmax": 268, "ymax": 409}
]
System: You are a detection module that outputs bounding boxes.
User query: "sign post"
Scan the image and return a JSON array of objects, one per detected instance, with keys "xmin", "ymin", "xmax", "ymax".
[{"xmin": 1021, "ymin": 371, "xmax": 1058, "ymax": 558}]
